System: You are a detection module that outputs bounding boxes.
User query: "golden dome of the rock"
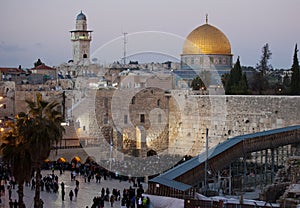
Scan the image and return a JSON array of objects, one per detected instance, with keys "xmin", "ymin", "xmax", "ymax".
[{"xmin": 182, "ymin": 23, "xmax": 231, "ymax": 55}]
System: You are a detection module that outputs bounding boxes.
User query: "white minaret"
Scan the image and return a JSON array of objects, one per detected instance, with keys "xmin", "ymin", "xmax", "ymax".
[{"xmin": 70, "ymin": 11, "xmax": 93, "ymax": 64}]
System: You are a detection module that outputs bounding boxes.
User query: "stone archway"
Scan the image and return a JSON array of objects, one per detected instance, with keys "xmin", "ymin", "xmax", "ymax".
[
  {"xmin": 147, "ymin": 149, "xmax": 157, "ymax": 157},
  {"xmin": 71, "ymin": 156, "xmax": 81, "ymax": 164}
]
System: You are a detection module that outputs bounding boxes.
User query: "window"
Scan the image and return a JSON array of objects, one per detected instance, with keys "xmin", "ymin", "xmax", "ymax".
[
  {"xmin": 104, "ymin": 98, "xmax": 108, "ymax": 108},
  {"xmin": 83, "ymin": 126, "xmax": 86, "ymax": 131},
  {"xmin": 104, "ymin": 115, "xmax": 108, "ymax": 124},
  {"xmin": 157, "ymin": 99, "xmax": 160, "ymax": 107},
  {"xmin": 124, "ymin": 115, "xmax": 128, "ymax": 124},
  {"xmin": 3, "ymin": 104, "xmax": 6, "ymax": 109},
  {"xmin": 131, "ymin": 96, "xmax": 136, "ymax": 104},
  {"xmin": 158, "ymin": 114, "xmax": 162, "ymax": 123},
  {"xmin": 83, "ymin": 54, "xmax": 88, "ymax": 58},
  {"xmin": 140, "ymin": 114, "xmax": 145, "ymax": 123}
]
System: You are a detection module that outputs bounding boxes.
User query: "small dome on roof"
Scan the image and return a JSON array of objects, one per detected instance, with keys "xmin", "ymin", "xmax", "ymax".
[{"xmin": 76, "ymin": 11, "xmax": 87, "ymax": 21}]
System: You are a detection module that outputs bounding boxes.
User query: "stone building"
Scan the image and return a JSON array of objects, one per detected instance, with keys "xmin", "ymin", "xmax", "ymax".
[
  {"xmin": 30, "ymin": 64, "xmax": 57, "ymax": 81},
  {"xmin": 175, "ymin": 15, "xmax": 232, "ymax": 88}
]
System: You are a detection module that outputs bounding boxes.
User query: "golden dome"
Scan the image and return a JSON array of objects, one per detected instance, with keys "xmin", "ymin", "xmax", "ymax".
[{"xmin": 182, "ymin": 22, "xmax": 231, "ymax": 55}]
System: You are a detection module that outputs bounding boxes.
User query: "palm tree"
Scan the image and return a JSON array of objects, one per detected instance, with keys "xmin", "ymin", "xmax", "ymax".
[
  {"xmin": 1, "ymin": 117, "xmax": 32, "ymax": 208},
  {"xmin": 25, "ymin": 93, "xmax": 65, "ymax": 208}
]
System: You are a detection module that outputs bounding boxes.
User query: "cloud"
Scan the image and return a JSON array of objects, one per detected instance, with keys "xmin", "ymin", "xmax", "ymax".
[{"xmin": 0, "ymin": 41, "xmax": 26, "ymax": 53}]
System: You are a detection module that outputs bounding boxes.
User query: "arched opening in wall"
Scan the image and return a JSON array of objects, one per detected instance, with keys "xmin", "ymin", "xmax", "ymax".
[
  {"xmin": 147, "ymin": 149, "xmax": 157, "ymax": 157},
  {"xmin": 131, "ymin": 96, "xmax": 136, "ymax": 104},
  {"xmin": 83, "ymin": 54, "xmax": 88, "ymax": 58},
  {"xmin": 71, "ymin": 156, "xmax": 81, "ymax": 164},
  {"xmin": 57, "ymin": 157, "xmax": 66, "ymax": 163},
  {"xmin": 157, "ymin": 99, "xmax": 160, "ymax": 107},
  {"xmin": 85, "ymin": 156, "xmax": 96, "ymax": 164}
]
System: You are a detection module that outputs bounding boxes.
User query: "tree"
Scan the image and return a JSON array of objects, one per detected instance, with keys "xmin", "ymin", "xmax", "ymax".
[
  {"xmin": 1, "ymin": 116, "xmax": 32, "ymax": 208},
  {"xmin": 34, "ymin": 59, "xmax": 44, "ymax": 67},
  {"xmin": 25, "ymin": 93, "xmax": 65, "ymax": 208},
  {"xmin": 290, "ymin": 44, "xmax": 300, "ymax": 95},
  {"xmin": 256, "ymin": 43, "xmax": 272, "ymax": 76},
  {"xmin": 191, "ymin": 76, "xmax": 206, "ymax": 90},
  {"xmin": 225, "ymin": 57, "xmax": 249, "ymax": 94},
  {"xmin": 282, "ymin": 73, "xmax": 291, "ymax": 93},
  {"xmin": 253, "ymin": 43, "xmax": 272, "ymax": 94}
]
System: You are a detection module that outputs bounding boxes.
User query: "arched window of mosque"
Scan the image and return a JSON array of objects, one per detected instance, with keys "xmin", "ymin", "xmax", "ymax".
[
  {"xmin": 131, "ymin": 96, "xmax": 136, "ymax": 104},
  {"xmin": 209, "ymin": 57, "xmax": 214, "ymax": 64},
  {"xmin": 222, "ymin": 58, "xmax": 226, "ymax": 64},
  {"xmin": 190, "ymin": 57, "xmax": 194, "ymax": 65},
  {"xmin": 157, "ymin": 99, "xmax": 161, "ymax": 107},
  {"xmin": 214, "ymin": 58, "xmax": 219, "ymax": 65},
  {"xmin": 200, "ymin": 57, "xmax": 204, "ymax": 64},
  {"xmin": 83, "ymin": 54, "xmax": 88, "ymax": 58}
]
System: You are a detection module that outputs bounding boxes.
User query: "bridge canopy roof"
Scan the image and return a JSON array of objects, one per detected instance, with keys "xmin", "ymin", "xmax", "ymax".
[
  {"xmin": 150, "ymin": 177, "xmax": 192, "ymax": 191},
  {"xmin": 150, "ymin": 125, "xmax": 300, "ymax": 185}
]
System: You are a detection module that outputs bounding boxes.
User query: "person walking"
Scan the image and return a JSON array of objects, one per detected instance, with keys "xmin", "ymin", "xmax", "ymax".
[
  {"xmin": 76, "ymin": 179, "xmax": 80, "ymax": 189},
  {"xmin": 69, "ymin": 190, "xmax": 74, "ymax": 201},
  {"xmin": 74, "ymin": 187, "xmax": 79, "ymax": 197},
  {"xmin": 62, "ymin": 189, "xmax": 65, "ymax": 201}
]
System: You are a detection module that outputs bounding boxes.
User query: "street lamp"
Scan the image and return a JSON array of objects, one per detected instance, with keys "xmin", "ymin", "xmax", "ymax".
[
  {"xmin": 0, "ymin": 96, "xmax": 3, "ymax": 108},
  {"xmin": 204, "ymin": 128, "xmax": 209, "ymax": 195}
]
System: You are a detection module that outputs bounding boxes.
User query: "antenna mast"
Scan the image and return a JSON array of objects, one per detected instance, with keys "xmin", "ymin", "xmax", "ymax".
[{"xmin": 123, "ymin": 32, "xmax": 128, "ymax": 65}]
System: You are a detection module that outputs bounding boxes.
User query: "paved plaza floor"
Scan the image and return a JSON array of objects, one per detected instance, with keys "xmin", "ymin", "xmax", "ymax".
[{"xmin": 0, "ymin": 170, "xmax": 148, "ymax": 208}]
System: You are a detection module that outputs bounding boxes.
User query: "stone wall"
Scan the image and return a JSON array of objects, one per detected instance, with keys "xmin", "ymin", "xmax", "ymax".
[
  {"xmin": 0, "ymin": 81, "xmax": 15, "ymax": 118},
  {"xmin": 168, "ymin": 91, "xmax": 300, "ymax": 156}
]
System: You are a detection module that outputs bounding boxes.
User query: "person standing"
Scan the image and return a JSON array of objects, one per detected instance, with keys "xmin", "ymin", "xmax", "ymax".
[
  {"xmin": 61, "ymin": 182, "xmax": 65, "ymax": 201},
  {"xmin": 69, "ymin": 190, "xmax": 74, "ymax": 201},
  {"xmin": 13, "ymin": 199, "xmax": 18, "ymax": 208},
  {"xmin": 110, "ymin": 194, "xmax": 115, "ymax": 207},
  {"xmin": 8, "ymin": 185, "xmax": 12, "ymax": 200}
]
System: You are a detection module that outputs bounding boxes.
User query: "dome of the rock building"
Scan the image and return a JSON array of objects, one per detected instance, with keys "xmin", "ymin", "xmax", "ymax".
[{"xmin": 182, "ymin": 22, "xmax": 231, "ymax": 55}]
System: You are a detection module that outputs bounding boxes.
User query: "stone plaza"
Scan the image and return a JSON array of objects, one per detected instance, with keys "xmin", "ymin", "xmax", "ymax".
[{"xmin": 0, "ymin": 169, "xmax": 148, "ymax": 208}]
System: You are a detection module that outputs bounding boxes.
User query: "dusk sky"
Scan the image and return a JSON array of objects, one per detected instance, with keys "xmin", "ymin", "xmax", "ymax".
[{"xmin": 0, "ymin": 0, "xmax": 299, "ymax": 69}]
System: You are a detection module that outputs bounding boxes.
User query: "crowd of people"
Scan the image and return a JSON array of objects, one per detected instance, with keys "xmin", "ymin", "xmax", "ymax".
[
  {"xmin": 0, "ymin": 160, "xmax": 153, "ymax": 207},
  {"xmin": 90, "ymin": 184, "xmax": 150, "ymax": 208}
]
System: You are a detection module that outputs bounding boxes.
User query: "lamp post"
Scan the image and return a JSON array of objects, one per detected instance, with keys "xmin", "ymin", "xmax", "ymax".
[{"xmin": 204, "ymin": 128, "xmax": 209, "ymax": 195}]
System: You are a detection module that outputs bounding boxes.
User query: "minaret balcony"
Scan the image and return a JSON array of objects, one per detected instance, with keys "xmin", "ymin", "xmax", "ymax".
[{"xmin": 71, "ymin": 35, "xmax": 92, "ymax": 41}]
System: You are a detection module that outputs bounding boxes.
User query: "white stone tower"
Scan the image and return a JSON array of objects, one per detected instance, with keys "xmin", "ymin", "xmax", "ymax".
[{"xmin": 70, "ymin": 11, "xmax": 93, "ymax": 64}]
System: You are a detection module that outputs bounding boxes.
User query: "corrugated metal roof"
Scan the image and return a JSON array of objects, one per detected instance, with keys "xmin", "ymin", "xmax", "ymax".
[
  {"xmin": 150, "ymin": 176, "xmax": 192, "ymax": 191},
  {"xmin": 151, "ymin": 125, "xmax": 300, "ymax": 184}
]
